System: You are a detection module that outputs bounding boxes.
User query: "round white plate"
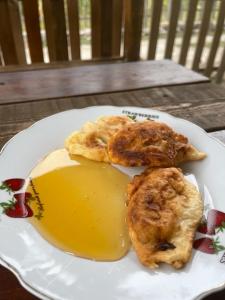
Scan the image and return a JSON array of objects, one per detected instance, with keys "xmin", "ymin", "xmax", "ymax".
[{"xmin": 0, "ymin": 106, "xmax": 225, "ymax": 300}]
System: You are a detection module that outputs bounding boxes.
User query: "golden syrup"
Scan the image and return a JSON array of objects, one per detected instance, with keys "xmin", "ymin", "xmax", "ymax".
[{"xmin": 27, "ymin": 149, "xmax": 130, "ymax": 261}]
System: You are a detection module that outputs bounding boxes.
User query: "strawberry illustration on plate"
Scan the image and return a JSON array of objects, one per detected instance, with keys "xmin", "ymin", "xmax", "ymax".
[
  {"xmin": 0, "ymin": 178, "xmax": 25, "ymax": 192},
  {"xmin": 194, "ymin": 237, "xmax": 225, "ymax": 254},
  {"xmin": 207, "ymin": 209, "xmax": 225, "ymax": 235},
  {"xmin": 197, "ymin": 209, "xmax": 225, "ymax": 235},
  {"xmin": 197, "ymin": 216, "xmax": 207, "ymax": 234},
  {"xmin": 1, "ymin": 193, "xmax": 33, "ymax": 218},
  {"xmin": 193, "ymin": 238, "xmax": 215, "ymax": 254},
  {"xmin": 195, "ymin": 209, "xmax": 225, "ymax": 255}
]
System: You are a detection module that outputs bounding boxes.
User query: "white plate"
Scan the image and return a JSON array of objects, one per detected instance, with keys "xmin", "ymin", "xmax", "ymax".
[{"xmin": 0, "ymin": 106, "xmax": 225, "ymax": 300}]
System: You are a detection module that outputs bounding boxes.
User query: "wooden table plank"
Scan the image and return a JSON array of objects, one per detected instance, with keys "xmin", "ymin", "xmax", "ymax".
[
  {"xmin": 0, "ymin": 60, "xmax": 208, "ymax": 103},
  {"xmin": 1, "ymin": 82, "xmax": 225, "ymax": 148}
]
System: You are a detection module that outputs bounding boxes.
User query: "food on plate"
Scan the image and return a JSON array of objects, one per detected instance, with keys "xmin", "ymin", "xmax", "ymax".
[
  {"xmin": 65, "ymin": 116, "xmax": 206, "ymax": 167},
  {"xmin": 27, "ymin": 149, "xmax": 130, "ymax": 261},
  {"xmin": 127, "ymin": 167, "xmax": 203, "ymax": 269},
  {"xmin": 108, "ymin": 120, "xmax": 206, "ymax": 167},
  {"xmin": 65, "ymin": 115, "xmax": 134, "ymax": 162},
  {"xmin": 63, "ymin": 114, "xmax": 206, "ymax": 266}
]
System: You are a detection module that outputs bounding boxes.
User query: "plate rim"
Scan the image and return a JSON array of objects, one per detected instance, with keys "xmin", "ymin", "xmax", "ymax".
[{"xmin": 1, "ymin": 105, "xmax": 225, "ymax": 300}]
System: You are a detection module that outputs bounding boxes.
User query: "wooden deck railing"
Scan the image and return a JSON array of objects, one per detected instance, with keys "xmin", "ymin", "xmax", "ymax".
[{"xmin": 1, "ymin": 0, "xmax": 225, "ymax": 83}]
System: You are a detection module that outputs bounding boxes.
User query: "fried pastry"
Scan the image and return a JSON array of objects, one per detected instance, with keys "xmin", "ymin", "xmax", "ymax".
[
  {"xmin": 108, "ymin": 120, "xmax": 206, "ymax": 167},
  {"xmin": 65, "ymin": 115, "xmax": 134, "ymax": 162},
  {"xmin": 127, "ymin": 167, "xmax": 203, "ymax": 269}
]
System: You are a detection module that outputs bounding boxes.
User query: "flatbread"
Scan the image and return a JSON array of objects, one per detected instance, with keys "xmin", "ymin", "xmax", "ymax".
[
  {"xmin": 65, "ymin": 115, "xmax": 134, "ymax": 162},
  {"xmin": 108, "ymin": 120, "xmax": 206, "ymax": 167},
  {"xmin": 127, "ymin": 167, "xmax": 203, "ymax": 269}
]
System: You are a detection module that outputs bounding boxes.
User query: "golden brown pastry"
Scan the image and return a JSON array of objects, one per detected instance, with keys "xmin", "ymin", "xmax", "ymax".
[
  {"xmin": 108, "ymin": 120, "xmax": 206, "ymax": 167},
  {"xmin": 127, "ymin": 167, "xmax": 203, "ymax": 269},
  {"xmin": 65, "ymin": 115, "xmax": 134, "ymax": 162}
]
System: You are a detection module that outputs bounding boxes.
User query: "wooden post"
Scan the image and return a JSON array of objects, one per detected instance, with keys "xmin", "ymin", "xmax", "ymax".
[{"xmin": 124, "ymin": 0, "xmax": 144, "ymax": 61}]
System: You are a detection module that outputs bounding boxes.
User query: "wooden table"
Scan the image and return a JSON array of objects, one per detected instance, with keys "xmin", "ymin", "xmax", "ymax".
[{"xmin": 0, "ymin": 60, "xmax": 225, "ymax": 300}]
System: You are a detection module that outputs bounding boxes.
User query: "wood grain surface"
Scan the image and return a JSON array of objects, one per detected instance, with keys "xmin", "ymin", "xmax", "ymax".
[
  {"xmin": 164, "ymin": 0, "xmax": 181, "ymax": 59},
  {"xmin": 179, "ymin": 0, "xmax": 198, "ymax": 65},
  {"xmin": 42, "ymin": 0, "xmax": 68, "ymax": 62},
  {"xmin": 0, "ymin": 0, "xmax": 24, "ymax": 65},
  {"xmin": 23, "ymin": 0, "xmax": 44, "ymax": 63},
  {"xmin": 148, "ymin": 0, "xmax": 163, "ymax": 59},
  {"xmin": 112, "ymin": 0, "xmax": 123, "ymax": 56},
  {"xmin": 1, "ymin": 82, "xmax": 225, "ymax": 148},
  {"xmin": 67, "ymin": 0, "xmax": 81, "ymax": 60},
  {"xmin": 91, "ymin": 0, "xmax": 123, "ymax": 58},
  {"xmin": 204, "ymin": 0, "xmax": 225, "ymax": 77},
  {"xmin": 192, "ymin": 0, "xmax": 213, "ymax": 71},
  {"xmin": 0, "ymin": 62, "xmax": 224, "ymax": 300},
  {"xmin": 0, "ymin": 60, "xmax": 208, "ymax": 103},
  {"xmin": 124, "ymin": 0, "xmax": 144, "ymax": 61}
]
